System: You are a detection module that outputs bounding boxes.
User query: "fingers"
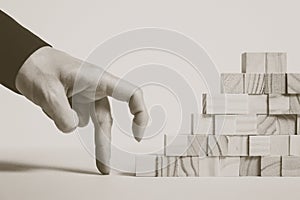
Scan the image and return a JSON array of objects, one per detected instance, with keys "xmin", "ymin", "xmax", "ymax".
[
  {"xmin": 71, "ymin": 101, "xmax": 90, "ymax": 127},
  {"xmin": 101, "ymin": 72, "xmax": 149, "ymax": 142},
  {"xmin": 40, "ymin": 81, "xmax": 79, "ymax": 133},
  {"xmin": 90, "ymin": 97, "xmax": 113, "ymax": 175}
]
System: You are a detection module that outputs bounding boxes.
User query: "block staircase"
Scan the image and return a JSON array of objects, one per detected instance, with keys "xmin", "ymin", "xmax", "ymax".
[{"xmin": 135, "ymin": 52, "xmax": 300, "ymax": 177}]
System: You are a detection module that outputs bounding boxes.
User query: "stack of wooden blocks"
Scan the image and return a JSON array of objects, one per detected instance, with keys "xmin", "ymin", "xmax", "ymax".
[{"xmin": 135, "ymin": 52, "xmax": 300, "ymax": 177}]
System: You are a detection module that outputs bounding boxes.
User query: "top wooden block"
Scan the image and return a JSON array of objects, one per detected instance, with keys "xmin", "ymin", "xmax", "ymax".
[{"xmin": 242, "ymin": 52, "xmax": 287, "ymax": 73}]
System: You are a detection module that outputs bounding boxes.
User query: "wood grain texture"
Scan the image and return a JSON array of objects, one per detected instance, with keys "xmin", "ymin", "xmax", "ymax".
[
  {"xmin": 261, "ymin": 156, "xmax": 281, "ymax": 177},
  {"xmin": 242, "ymin": 53, "xmax": 266, "ymax": 73},
  {"xmin": 165, "ymin": 135, "xmax": 188, "ymax": 156},
  {"xmin": 239, "ymin": 156, "xmax": 261, "ymax": 176},
  {"xmin": 220, "ymin": 157, "xmax": 240, "ymax": 177},
  {"xmin": 265, "ymin": 73, "xmax": 286, "ymax": 94},
  {"xmin": 191, "ymin": 114, "xmax": 214, "ymax": 135},
  {"xmin": 161, "ymin": 157, "xmax": 178, "ymax": 177},
  {"xmin": 177, "ymin": 157, "xmax": 199, "ymax": 177},
  {"xmin": 282, "ymin": 156, "xmax": 300, "ymax": 177},
  {"xmin": 298, "ymin": 116, "xmax": 300, "ymax": 134},
  {"xmin": 187, "ymin": 135, "xmax": 207, "ymax": 157},
  {"xmin": 257, "ymin": 115, "xmax": 296, "ymax": 135},
  {"xmin": 215, "ymin": 115, "xmax": 256, "ymax": 135},
  {"xmin": 268, "ymin": 94, "xmax": 290, "ymax": 114},
  {"xmin": 287, "ymin": 73, "xmax": 300, "ymax": 94},
  {"xmin": 227, "ymin": 136, "xmax": 249, "ymax": 156},
  {"xmin": 266, "ymin": 52, "xmax": 287, "ymax": 73},
  {"xmin": 221, "ymin": 73, "xmax": 244, "ymax": 94},
  {"xmin": 202, "ymin": 94, "xmax": 249, "ymax": 114},
  {"xmin": 207, "ymin": 135, "xmax": 228, "ymax": 156},
  {"xmin": 199, "ymin": 157, "xmax": 220, "ymax": 176},
  {"xmin": 245, "ymin": 73, "xmax": 265, "ymax": 94},
  {"xmin": 270, "ymin": 135, "xmax": 290, "ymax": 156},
  {"xmin": 249, "ymin": 136, "xmax": 270, "ymax": 156},
  {"xmin": 290, "ymin": 136, "xmax": 300, "ymax": 156},
  {"xmin": 289, "ymin": 95, "xmax": 300, "ymax": 114}
]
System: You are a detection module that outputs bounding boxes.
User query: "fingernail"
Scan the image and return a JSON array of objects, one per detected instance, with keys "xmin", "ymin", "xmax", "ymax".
[{"xmin": 134, "ymin": 136, "xmax": 142, "ymax": 142}]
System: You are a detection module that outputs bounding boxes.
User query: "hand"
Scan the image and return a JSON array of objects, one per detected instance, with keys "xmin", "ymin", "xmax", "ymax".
[{"xmin": 15, "ymin": 46, "xmax": 149, "ymax": 174}]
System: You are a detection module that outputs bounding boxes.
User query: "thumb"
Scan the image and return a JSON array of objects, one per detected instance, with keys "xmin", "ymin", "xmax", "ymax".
[{"xmin": 40, "ymin": 82, "xmax": 79, "ymax": 133}]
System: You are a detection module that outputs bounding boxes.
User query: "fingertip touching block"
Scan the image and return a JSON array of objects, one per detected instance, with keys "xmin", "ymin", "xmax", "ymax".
[{"xmin": 221, "ymin": 73, "xmax": 244, "ymax": 94}]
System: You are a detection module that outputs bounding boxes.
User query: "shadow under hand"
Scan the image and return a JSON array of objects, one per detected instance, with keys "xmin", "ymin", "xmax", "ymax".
[{"xmin": 0, "ymin": 161, "xmax": 100, "ymax": 176}]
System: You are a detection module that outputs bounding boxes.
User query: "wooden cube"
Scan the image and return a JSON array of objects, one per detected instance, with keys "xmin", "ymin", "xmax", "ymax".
[
  {"xmin": 245, "ymin": 73, "xmax": 265, "ymax": 94},
  {"xmin": 261, "ymin": 156, "xmax": 281, "ymax": 176},
  {"xmin": 221, "ymin": 73, "xmax": 244, "ymax": 94},
  {"xmin": 165, "ymin": 135, "xmax": 188, "ymax": 156},
  {"xmin": 177, "ymin": 157, "xmax": 199, "ymax": 177},
  {"xmin": 227, "ymin": 136, "xmax": 249, "ymax": 156},
  {"xmin": 289, "ymin": 95, "xmax": 300, "ymax": 114},
  {"xmin": 239, "ymin": 156, "xmax": 261, "ymax": 176},
  {"xmin": 248, "ymin": 95, "xmax": 268, "ymax": 114},
  {"xmin": 290, "ymin": 135, "xmax": 300, "ymax": 156},
  {"xmin": 265, "ymin": 73, "xmax": 286, "ymax": 94},
  {"xmin": 266, "ymin": 52, "xmax": 287, "ymax": 73},
  {"xmin": 249, "ymin": 136, "xmax": 270, "ymax": 156},
  {"xmin": 268, "ymin": 95, "xmax": 290, "ymax": 114},
  {"xmin": 220, "ymin": 157, "xmax": 240, "ymax": 177},
  {"xmin": 282, "ymin": 156, "xmax": 300, "ymax": 177},
  {"xmin": 161, "ymin": 157, "xmax": 178, "ymax": 177},
  {"xmin": 207, "ymin": 135, "xmax": 228, "ymax": 156},
  {"xmin": 242, "ymin": 53, "xmax": 266, "ymax": 73},
  {"xmin": 287, "ymin": 73, "xmax": 300, "ymax": 94},
  {"xmin": 270, "ymin": 135, "xmax": 290, "ymax": 156},
  {"xmin": 257, "ymin": 115, "xmax": 296, "ymax": 135},
  {"xmin": 198, "ymin": 157, "xmax": 220, "ymax": 176},
  {"xmin": 187, "ymin": 135, "xmax": 207, "ymax": 157}
]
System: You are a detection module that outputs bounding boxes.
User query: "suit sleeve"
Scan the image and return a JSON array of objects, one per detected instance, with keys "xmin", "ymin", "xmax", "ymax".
[{"xmin": 0, "ymin": 10, "xmax": 51, "ymax": 93}]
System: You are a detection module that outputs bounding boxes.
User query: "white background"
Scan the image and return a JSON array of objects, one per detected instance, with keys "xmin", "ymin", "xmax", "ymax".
[{"xmin": 1, "ymin": 0, "xmax": 300, "ymax": 199}]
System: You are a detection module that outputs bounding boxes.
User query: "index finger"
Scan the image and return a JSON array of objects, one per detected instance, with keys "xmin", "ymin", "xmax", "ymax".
[{"xmin": 101, "ymin": 72, "xmax": 149, "ymax": 142}]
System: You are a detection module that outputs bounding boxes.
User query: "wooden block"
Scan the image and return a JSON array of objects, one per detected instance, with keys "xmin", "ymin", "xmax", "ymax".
[
  {"xmin": 221, "ymin": 73, "xmax": 244, "ymax": 94},
  {"xmin": 282, "ymin": 156, "xmax": 300, "ymax": 177},
  {"xmin": 265, "ymin": 73, "xmax": 286, "ymax": 94},
  {"xmin": 161, "ymin": 157, "xmax": 178, "ymax": 177},
  {"xmin": 268, "ymin": 94, "xmax": 290, "ymax": 114},
  {"xmin": 177, "ymin": 157, "xmax": 199, "ymax": 177},
  {"xmin": 198, "ymin": 157, "xmax": 220, "ymax": 176},
  {"xmin": 248, "ymin": 95, "xmax": 268, "ymax": 114},
  {"xmin": 287, "ymin": 73, "xmax": 300, "ymax": 94},
  {"xmin": 202, "ymin": 94, "xmax": 249, "ymax": 114},
  {"xmin": 290, "ymin": 135, "xmax": 300, "ymax": 156},
  {"xmin": 165, "ymin": 135, "xmax": 188, "ymax": 156},
  {"xmin": 135, "ymin": 155, "xmax": 158, "ymax": 177},
  {"xmin": 239, "ymin": 156, "xmax": 261, "ymax": 176},
  {"xmin": 270, "ymin": 135, "xmax": 290, "ymax": 156},
  {"xmin": 215, "ymin": 115, "xmax": 257, "ymax": 135},
  {"xmin": 289, "ymin": 95, "xmax": 300, "ymax": 114},
  {"xmin": 249, "ymin": 136, "xmax": 270, "ymax": 156},
  {"xmin": 298, "ymin": 115, "xmax": 300, "ymax": 134},
  {"xmin": 245, "ymin": 73, "xmax": 265, "ymax": 94},
  {"xmin": 227, "ymin": 136, "xmax": 249, "ymax": 156},
  {"xmin": 187, "ymin": 135, "xmax": 207, "ymax": 157},
  {"xmin": 257, "ymin": 115, "xmax": 296, "ymax": 135},
  {"xmin": 242, "ymin": 53, "xmax": 266, "ymax": 73},
  {"xmin": 156, "ymin": 156, "xmax": 163, "ymax": 177},
  {"xmin": 261, "ymin": 156, "xmax": 281, "ymax": 177},
  {"xmin": 219, "ymin": 157, "xmax": 240, "ymax": 177},
  {"xmin": 207, "ymin": 135, "xmax": 228, "ymax": 156},
  {"xmin": 191, "ymin": 114, "xmax": 214, "ymax": 134},
  {"xmin": 266, "ymin": 52, "xmax": 287, "ymax": 73}
]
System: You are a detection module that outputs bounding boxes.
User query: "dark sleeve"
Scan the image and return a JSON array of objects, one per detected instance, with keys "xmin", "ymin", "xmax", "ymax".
[{"xmin": 0, "ymin": 10, "xmax": 51, "ymax": 93}]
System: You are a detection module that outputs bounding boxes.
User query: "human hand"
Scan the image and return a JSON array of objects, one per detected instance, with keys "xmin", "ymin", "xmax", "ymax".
[{"xmin": 15, "ymin": 46, "xmax": 149, "ymax": 174}]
